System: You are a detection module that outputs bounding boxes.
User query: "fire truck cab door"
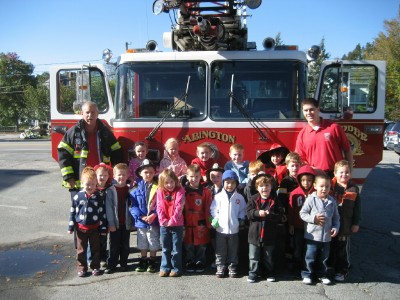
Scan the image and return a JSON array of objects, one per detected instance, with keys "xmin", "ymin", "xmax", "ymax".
[
  {"xmin": 50, "ymin": 64, "xmax": 113, "ymax": 161},
  {"xmin": 316, "ymin": 60, "xmax": 386, "ymax": 120}
]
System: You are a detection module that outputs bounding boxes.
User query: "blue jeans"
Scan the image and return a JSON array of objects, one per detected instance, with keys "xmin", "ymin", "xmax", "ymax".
[
  {"xmin": 160, "ymin": 226, "xmax": 183, "ymax": 273},
  {"xmin": 302, "ymin": 239, "xmax": 330, "ymax": 279},
  {"xmin": 248, "ymin": 243, "xmax": 275, "ymax": 278}
]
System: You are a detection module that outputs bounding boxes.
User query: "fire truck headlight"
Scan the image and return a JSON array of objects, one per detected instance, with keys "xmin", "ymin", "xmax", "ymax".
[
  {"xmin": 102, "ymin": 49, "xmax": 113, "ymax": 63},
  {"xmin": 263, "ymin": 38, "xmax": 275, "ymax": 50},
  {"xmin": 246, "ymin": 0, "xmax": 262, "ymax": 9},
  {"xmin": 307, "ymin": 45, "xmax": 321, "ymax": 61},
  {"xmin": 152, "ymin": 0, "xmax": 167, "ymax": 15}
]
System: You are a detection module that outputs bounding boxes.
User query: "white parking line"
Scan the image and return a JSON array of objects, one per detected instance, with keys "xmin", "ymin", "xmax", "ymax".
[{"xmin": 0, "ymin": 205, "xmax": 28, "ymax": 209}]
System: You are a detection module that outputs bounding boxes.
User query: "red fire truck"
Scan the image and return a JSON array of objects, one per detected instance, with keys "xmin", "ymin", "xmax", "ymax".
[{"xmin": 50, "ymin": 1, "xmax": 386, "ymax": 184}]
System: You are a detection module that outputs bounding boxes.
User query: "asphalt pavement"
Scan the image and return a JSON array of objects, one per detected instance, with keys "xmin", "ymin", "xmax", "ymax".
[{"xmin": 0, "ymin": 139, "xmax": 399, "ymax": 300}]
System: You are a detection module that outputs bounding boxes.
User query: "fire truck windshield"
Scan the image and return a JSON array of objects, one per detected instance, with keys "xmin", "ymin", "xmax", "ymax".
[
  {"xmin": 210, "ymin": 61, "xmax": 306, "ymax": 120},
  {"xmin": 114, "ymin": 60, "xmax": 307, "ymax": 121}
]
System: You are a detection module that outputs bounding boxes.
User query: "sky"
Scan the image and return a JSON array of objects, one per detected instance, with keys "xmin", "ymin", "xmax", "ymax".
[{"xmin": 0, "ymin": 0, "xmax": 398, "ymax": 75}]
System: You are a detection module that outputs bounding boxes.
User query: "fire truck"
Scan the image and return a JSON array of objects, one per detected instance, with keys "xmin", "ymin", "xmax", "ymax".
[{"xmin": 50, "ymin": 0, "xmax": 386, "ymax": 184}]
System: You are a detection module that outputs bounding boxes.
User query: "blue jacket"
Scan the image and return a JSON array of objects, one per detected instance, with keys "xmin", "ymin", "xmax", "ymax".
[
  {"xmin": 68, "ymin": 190, "xmax": 107, "ymax": 233},
  {"xmin": 224, "ymin": 160, "xmax": 249, "ymax": 184},
  {"xmin": 129, "ymin": 179, "xmax": 159, "ymax": 229}
]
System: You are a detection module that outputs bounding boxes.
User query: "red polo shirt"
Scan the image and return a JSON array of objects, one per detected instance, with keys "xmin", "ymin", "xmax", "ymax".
[{"xmin": 295, "ymin": 118, "xmax": 350, "ymax": 172}]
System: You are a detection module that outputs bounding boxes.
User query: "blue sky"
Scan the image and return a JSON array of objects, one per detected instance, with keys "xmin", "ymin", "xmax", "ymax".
[{"xmin": 0, "ymin": 0, "xmax": 398, "ymax": 75}]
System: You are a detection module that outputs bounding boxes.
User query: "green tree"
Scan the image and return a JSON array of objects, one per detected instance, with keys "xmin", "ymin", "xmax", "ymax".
[
  {"xmin": 308, "ymin": 38, "xmax": 331, "ymax": 97},
  {"xmin": 24, "ymin": 72, "xmax": 50, "ymax": 122},
  {"xmin": 0, "ymin": 52, "xmax": 35, "ymax": 130},
  {"xmin": 342, "ymin": 43, "xmax": 365, "ymax": 60}
]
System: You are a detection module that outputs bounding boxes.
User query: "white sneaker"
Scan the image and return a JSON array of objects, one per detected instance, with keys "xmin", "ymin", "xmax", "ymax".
[
  {"xmin": 266, "ymin": 277, "xmax": 276, "ymax": 282},
  {"xmin": 334, "ymin": 273, "xmax": 345, "ymax": 281},
  {"xmin": 302, "ymin": 277, "xmax": 312, "ymax": 285},
  {"xmin": 321, "ymin": 277, "xmax": 332, "ymax": 285},
  {"xmin": 247, "ymin": 277, "xmax": 256, "ymax": 283}
]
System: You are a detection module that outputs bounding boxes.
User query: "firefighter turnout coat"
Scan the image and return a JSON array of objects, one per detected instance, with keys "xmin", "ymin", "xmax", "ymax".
[{"xmin": 57, "ymin": 119, "xmax": 122, "ymax": 189}]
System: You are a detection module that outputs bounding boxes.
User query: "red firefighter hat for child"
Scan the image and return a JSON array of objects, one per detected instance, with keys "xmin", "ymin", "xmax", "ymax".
[{"xmin": 257, "ymin": 143, "xmax": 290, "ymax": 165}]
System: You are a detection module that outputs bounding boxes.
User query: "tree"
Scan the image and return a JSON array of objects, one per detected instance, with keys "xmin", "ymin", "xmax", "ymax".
[
  {"xmin": 308, "ymin": 38, "xmax": 331, "ymax": 97},
  {"xmin": 0, "ymin": 52, "xmax": 35, "ymax": 130},
  {"xmin": 24, "ymin": 72, "xmax": 50, "ymax": 122},
  {"xmin": 364, "ymin": 9, "xmax": 400, "ymax": 120},
  {"xmin": 342, "ymin": 43, "xmax": 365, "ymax": 60}
]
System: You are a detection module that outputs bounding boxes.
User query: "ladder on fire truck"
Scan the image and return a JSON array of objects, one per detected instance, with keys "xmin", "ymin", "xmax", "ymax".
[{"xmin": 153, "ymin": 0, "xmax": 260, "ymax": 51}]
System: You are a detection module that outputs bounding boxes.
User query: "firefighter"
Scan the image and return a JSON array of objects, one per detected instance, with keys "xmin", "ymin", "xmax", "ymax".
[{"xmin": 57, "ymin": 101, "xmax": 123, "ymax": 198}]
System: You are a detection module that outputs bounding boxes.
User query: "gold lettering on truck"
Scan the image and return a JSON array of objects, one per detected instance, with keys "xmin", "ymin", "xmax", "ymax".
[{"xmin": 182, "ymin": 130, "xmax": 236, "ymax": 144}]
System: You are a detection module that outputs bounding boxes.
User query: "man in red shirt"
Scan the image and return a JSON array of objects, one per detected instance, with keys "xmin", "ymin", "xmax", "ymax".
[{"xmin": 295, "ymin": 98, "xmax": 353, "ymax": 177}]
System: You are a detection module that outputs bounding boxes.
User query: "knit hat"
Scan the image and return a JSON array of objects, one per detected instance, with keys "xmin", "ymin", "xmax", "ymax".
[
  {"xmin": 222, "ymin": 170, "xmax": 239, "ymax": 184},
  {"xmin": 135, "ymin": 159, "xmax": 156, "ymax": 177}
]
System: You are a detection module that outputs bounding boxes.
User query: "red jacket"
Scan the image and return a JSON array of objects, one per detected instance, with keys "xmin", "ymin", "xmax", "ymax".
[{"xmin": 183, "ymin": 185, "xmax": 212, "ymax": 245}]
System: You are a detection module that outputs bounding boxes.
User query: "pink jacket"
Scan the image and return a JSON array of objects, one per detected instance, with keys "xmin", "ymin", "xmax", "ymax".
[
  {"xmin": 156, "ymin": 186, "xmax": 185, "ymax": 227},
  {"xmin": 159, "ymin": 150, "xmax": 188, "ymax": 178}
]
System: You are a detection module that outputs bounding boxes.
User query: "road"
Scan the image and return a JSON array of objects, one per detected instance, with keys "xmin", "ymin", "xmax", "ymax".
[{"xmin": 0, "ymin": 139, "xmax": 399, "ymax": 299}]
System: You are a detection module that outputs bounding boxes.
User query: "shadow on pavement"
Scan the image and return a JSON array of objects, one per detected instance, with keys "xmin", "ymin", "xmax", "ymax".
[{"xmin": 0, "ymin": 169, "xmax": 48, "ymax": 190}]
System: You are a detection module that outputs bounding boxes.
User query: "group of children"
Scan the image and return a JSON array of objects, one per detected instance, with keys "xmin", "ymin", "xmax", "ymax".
[{"xmin": 68, "ymin": 138, "xmax": 361, "ymax": 286}]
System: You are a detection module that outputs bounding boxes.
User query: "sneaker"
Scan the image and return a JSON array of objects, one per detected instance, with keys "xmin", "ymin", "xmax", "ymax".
[
  {"xmin": 302, "ymin": 277, "xmax": 312, "ymax": 285},
  {"xmin": 247, "ymin": 276, "xmax": 256, "ymax": 283},
  {"xmin": 169, "ymin": 271, "xmax": 182, "ymax": 277},
  {"xmin": 216, "ymin": 266, "xmax": 226, "ymax": 278},
  {"xmin": 321, "ymin": 277, "xmax": 332, "ymax": 285},
  {"xmin": 266, "ymin": 276, "xmax": 276, "ymax": 282},
  {"xmin": 120, "ymin": 265, "xmax": 128, "ymax": 272},
  {"xmin": 77, "ymin": 270, "xmax": 87, "ymax": 277},
  {"xmin": 229, "ymin": 267, "xmax": 238, "ymax": 278},
  {"xmin": 100, "ymin": 261, "xmax": 108, "ymax": 269},
  {"xmin": 104, "ymin": 268, "xmax": 115, "ymax": 274},
  {"xmin": 195, "ymin": 261, "xmax": 205, "ymax": 273},
  {"xmin": 159, "ymin": 271, "xmax": 169, "ymax": 277},
  {"xmin": 186, "ymin": 262, "xmax": 196, "ymax": 273},
  {"xmin": 147, "ymin": 259, "xmax": 157, "ymax": 273},
  {"xmin": 135, "ymin": 259, "xmax": 148, "ymax": 272},
  {"xmin": 92, "ymin": 269, "xmax": 102, "ymax": 276},
  {"xmin": 334, "ymin": 273, "xmax": 345, "ymax": 281}
]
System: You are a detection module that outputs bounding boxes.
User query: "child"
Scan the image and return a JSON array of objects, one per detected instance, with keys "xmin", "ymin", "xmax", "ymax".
[
  {"xmin": 191, "ymin": 142, "xmax": 215, "ymax": 182},
  {"xmin": 184, "ymin": 164, "xmax": 212, "ymax": 272},
  {"xmin": 261, "ymin": 143, "xmax": 289, "ymax": 185},
  {"xmin": 330, "ymin": 160, "xmax": 361, "ymax": 282},
  {"xmin": 206, "ymin": 163, "xmax": 225, "ymax": 196},
  {"xmin": 128, "ymin": 141, "xmax": 149, "ymax": 183},
  {"xmin": 130, "ymin": 159, "xmax": 160, "ymax": 273},
  {"xmin": 210, "ymin": 170, "xmax": 247, "ymax": 278},
  {"xmin": 205, "ymin": 163, "xmax": 225, "ymax": 268},
  {"xmin": 276, "ymin": 152, "xmax": 302, "ymax": 268},
  {"xmin": 157, "ymin": 169, "xmax": 185, "ymax": 277},
  {"xmin": 104, "ymin": 163, "xmax": 133, "ymax": 274},
  {"xmin": 243, "ymin": 160, "xmax": 265, "ymax": 202},
  {"xmin": 159, "ymin": 137, "xmax": 187, "ymax": 178},
  {"xmin": 246, "ymin": 174, "xmax": 285, "ymax": 283},
  {"xmin": 224, "ymin": 143, "xmax": 249, "ymax": 190},
  {"xmin": 94, "ymin": 163, "xmax": 113, "ymax": 268},
  {"xmin": 68, "ymin": 167, "xmax": 107, "ymax": 277},
  {"xmin": 288, "ymin": 165, "xmax": 316, "ymax": 273},
  {"xmin": 300, "ymin": 174, "xmax": 340, "ymax": 285}
]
